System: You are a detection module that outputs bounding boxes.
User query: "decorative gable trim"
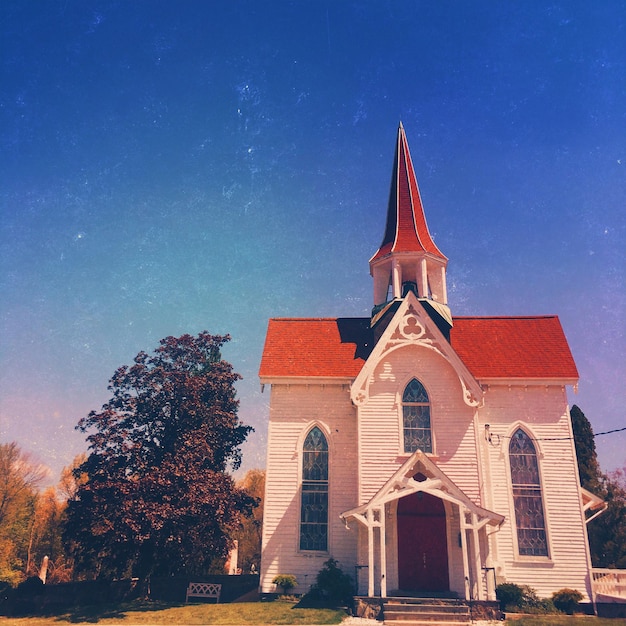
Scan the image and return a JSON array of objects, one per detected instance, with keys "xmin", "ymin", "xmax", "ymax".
[
  {"xmin": 340, "ymin": 449, "xmax": 503, "ymax": 528},
  {"xmin": 350, "ymin": 292, "xmax": 483, "ymax": 407},
  {"xmin": 581, "ymin": 487, "xmax": 607, "ymax": 524}
]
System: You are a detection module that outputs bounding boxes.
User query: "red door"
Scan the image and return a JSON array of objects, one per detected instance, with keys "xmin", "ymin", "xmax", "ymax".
[{"xmin": 397, "ymin": 491, "xmax": 449, "ymax": 591}]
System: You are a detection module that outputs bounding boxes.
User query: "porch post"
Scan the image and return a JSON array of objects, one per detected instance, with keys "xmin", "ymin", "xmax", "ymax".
[
  {"xmin": 380, "ymin": 506, "xmax": 387, "ymax": 598},
  {"xmin": 459, "ymin": 506, "xmax": 471, "ymax": 600},
  {"xmin": 471, "ymin": 513, "xmax": 483, "ymax": 601},
  {"xmin": 367, "ymin": 508, "xmax": 375, "ymax": 597},
  {"xmin": 485, "ymin": 549, "xmax": 496, "ymax": 601}
]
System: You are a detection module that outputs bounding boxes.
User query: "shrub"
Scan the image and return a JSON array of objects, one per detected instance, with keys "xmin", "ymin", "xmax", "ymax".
[
  {"xmin": 14, "ymin": 577, "xmax": 44, "ymax": 597},
  {"xmin": 520, "ymin": 585, "xmax": 556, "ymax": 613},
  {"xmin": 496, "ymin": 582, "xmax": 560, "ymax": 614},
  {"xmin": 552, "ymin": 588, "xmax": 583, "ymax": 615},
  {"xmin": 520, "ymin": 585, "xmax": 540, "ymax": 608},
  {"xmin": 496, "ymin": 582, "xmax": 523, "ymax": 610},
  {"xmin": 536, "ymin": 598, "xmax": 557, "ymax": 614},
  {"xmin": 299, "ymin": 559, "xmax": 353, "ymax": 609},
  {"xmin": 272, "ymin": 574, "xmax": 297, "ymax": 595}
]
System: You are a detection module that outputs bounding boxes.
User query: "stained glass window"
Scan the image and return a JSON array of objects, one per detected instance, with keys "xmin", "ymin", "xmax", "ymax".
[
  {"xmin": 403, "ymin": 378, "xmax": 432, "ymax": 453},
  {"xmin": 300, "ymin": 427, "xmax": 328, "ymax": 551},
  {"xmin": 509, "ymin": 429, "xmax": 548, "ymax": 557}
]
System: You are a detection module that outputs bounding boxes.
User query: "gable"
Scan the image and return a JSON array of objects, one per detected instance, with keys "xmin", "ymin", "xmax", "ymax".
[
  {"xmin": 351, "ymin": 295, "xmax": 483, "ymax": 407},
  {"xmin": 341, "ymin": 450, "xmax": 504, "ymax": 527},
  {"xmin": 259, "ymin": 313, "xmax": 578, "ymax": 383}
]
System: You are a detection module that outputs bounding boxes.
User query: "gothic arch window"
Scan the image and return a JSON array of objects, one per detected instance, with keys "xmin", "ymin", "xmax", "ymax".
[
  {"xmin": 402, "ymin": 378, "xmax": 432, "ymax": 453},
  {"xmin": 300, "ymin": 426, "xmax": 328, "ymax": 551},
  {"xmin": 509, "ymin": 428, "xmax": 548, "ymax": 557}
]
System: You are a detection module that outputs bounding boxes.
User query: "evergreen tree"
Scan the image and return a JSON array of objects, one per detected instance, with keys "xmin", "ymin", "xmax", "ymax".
[
  {"xmin": 570, "ymin": 405, "xmax": 626, "ymax": 568},
  {"xmin": 570, "ymin": 405, "xmax": 602, "ymax": 492}
]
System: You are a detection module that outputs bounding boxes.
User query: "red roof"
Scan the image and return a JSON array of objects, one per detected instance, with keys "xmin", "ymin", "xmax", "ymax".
[
  {"xmin": 259, "ymin": 318, "xmax": 371, "ymax": 379},
  {"xmin": 259, "ymin": 315, "xmax": 578, "ymax": 381},
  {"xmin": 450, "ymin": 316, "xmax": 578, "ymax": 379},
  {"xmin": 371, "ymin": 123, "xmax": 446, "ymax": 263}
]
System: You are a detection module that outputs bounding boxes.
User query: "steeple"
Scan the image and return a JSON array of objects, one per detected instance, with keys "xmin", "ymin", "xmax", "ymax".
[{"xmin": 370, "ymin": 124, "xmax": 452, "ymax": 333}]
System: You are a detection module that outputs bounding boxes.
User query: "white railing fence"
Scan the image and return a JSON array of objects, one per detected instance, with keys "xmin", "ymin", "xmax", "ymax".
[{"xmin": 592, "ymin": 568, "xmax": 626, "ymax": 599}]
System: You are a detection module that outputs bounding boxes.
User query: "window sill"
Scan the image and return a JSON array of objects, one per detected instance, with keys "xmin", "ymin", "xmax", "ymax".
[
  {"xmin": 297, "ymin": 550, "xmax": 330, "ymax": 557},
  {"xmin": 511, "ymin": 557, "xmax": 554, "ymax": 567}
]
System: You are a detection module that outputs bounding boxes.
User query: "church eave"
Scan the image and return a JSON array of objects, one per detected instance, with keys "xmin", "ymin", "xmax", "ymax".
[
  {"xmin": 369, "ymin": 248, "xmax": 449, "ymax": 268},
  {"xmin": 478, "ymin": 376, "xmax": 579, "ymax": 388},
  {"xmin": 259, "ymin": 375, "xmax": 355, "ymax": 387}
]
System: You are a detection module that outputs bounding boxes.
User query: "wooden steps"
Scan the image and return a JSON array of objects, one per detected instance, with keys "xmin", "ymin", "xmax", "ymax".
[{"xmin": 383, "ymin": 597, "xmax": 471, "ymax": 624}]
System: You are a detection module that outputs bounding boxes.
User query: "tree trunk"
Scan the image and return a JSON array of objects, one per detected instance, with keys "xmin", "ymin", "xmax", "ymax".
[{"xmin": 133, "ymin": 541, "xmax": 156, "ymax": 599}]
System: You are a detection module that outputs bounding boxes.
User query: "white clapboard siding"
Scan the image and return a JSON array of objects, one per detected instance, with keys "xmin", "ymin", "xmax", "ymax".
[
  {"xmin": 479, "ymin": 384, "xmax": 592, "ymax": 600},
  {"xmin": 358, "ymin": 345, "xmax": 481, "ymax": 504},
  {"xmin": 260, "ymin": 382, "xmax": 358, "ymax": 594},
  {"xmin": 261, "ymin": 347, "xmax": 593, "ymax": 601}
]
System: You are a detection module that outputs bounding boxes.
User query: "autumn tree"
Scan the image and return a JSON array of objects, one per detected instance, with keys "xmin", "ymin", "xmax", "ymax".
[
  {"xmin": 570, "ymin": 405, "xmax": 626, "ymax": 568},
  {"xmin": 35, "ymin": 454, "xmax": 91, "ymax": 584},
  {"xmin": 25, "ymin": 487, "xmax": 69, "ymax": 583},
  {"xmin": 0, "ymin": 442, "xmax": 47, "ymax": 585},
  {"xmin": 235, "ymin": 469, "xmax": 265, "ymax": 574},
  {"xmin": 63, "ymin": 332, "xmax": 255, "ymax": 585},
  {"xmin": 23, "ymin": 455, "xmax": 90, "ymax": 584},
  {"xmin": 57, "ymin": 453, "xmax": 88, "ymax": 502}
]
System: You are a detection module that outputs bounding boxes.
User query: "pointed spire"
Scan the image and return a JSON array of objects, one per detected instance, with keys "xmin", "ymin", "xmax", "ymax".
[
  {"xmin": 370, "ymin": 124, "xmax": 451, "ymax": 329},
  {"xmin": 371, "ymin": 123, "xmax": 446, "ymax": 262}
]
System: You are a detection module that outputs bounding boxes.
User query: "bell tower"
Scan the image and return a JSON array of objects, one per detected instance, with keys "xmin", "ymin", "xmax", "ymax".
[{"xmin": 370, "ymin": 124, "xmax": 452, "ymax": 335}]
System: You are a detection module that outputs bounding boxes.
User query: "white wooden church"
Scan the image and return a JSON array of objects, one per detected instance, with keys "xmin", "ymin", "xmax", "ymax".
[{"xmin": 259, "ymin": 124, "xmax": 598, "ymax": 603}]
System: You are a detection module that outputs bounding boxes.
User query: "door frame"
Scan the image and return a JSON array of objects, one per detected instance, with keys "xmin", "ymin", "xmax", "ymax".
[{"xmin": 396, "ymin": 491, "xmax": 450, "ymax": 592}]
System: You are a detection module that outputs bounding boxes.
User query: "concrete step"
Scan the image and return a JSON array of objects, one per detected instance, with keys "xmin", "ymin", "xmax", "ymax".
[
  {"xmin": 384, "ymin": 613, "xmax": 470, "ymax": 623},
  {"xmin": 384, "ymin": 597, "xmax": 465, "ymax": 604},
  {"xmin": 383, "ymin": 598, "xmax": 470, "ymax": 624},
  {"xmin": 386, "ymin": 605, "xmax": 469, "ymax": 613}
]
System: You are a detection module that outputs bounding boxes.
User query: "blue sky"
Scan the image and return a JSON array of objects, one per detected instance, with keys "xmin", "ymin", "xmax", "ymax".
[{"xmin": 1, "ymin": 1, "xmax": 624, "ymax": 483}]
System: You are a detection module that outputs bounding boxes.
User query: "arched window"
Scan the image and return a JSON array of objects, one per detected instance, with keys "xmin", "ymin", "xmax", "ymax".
[
  {"xmin": 300, "ymin": 426, "xmax": 328, "ymax": 551},
  {"xmin": 403, "ymin": 378, "xmax": 432, "ymax": 453},
  {"xmin": 509, "ymin": 429, "xmax": 548, "ymax": 556}
]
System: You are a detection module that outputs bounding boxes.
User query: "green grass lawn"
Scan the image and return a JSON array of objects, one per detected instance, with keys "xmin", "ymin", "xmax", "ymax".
[
  {"xmin": 1, "ymin": 602, "xmax": 626, "ymax": 626},
  {"xmin": 0, "ymin": 599, "xmax": 348, "ymax": 625}
]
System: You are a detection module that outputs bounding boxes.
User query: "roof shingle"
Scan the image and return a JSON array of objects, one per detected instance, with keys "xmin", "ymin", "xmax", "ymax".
[{"xmin": 259, "ymin": 315, "xmax": 578, "ymax": 381}]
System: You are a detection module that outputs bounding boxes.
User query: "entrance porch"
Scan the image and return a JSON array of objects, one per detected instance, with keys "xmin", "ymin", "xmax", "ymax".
[{"xmin": 341, "ymin": 451, "xmax": 503, "ymax": 601}]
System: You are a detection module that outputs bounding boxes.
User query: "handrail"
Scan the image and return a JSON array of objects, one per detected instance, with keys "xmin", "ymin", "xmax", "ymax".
[{"xmin": 592, "ymin": 568, "xmax": 626, "ymax": 599}]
